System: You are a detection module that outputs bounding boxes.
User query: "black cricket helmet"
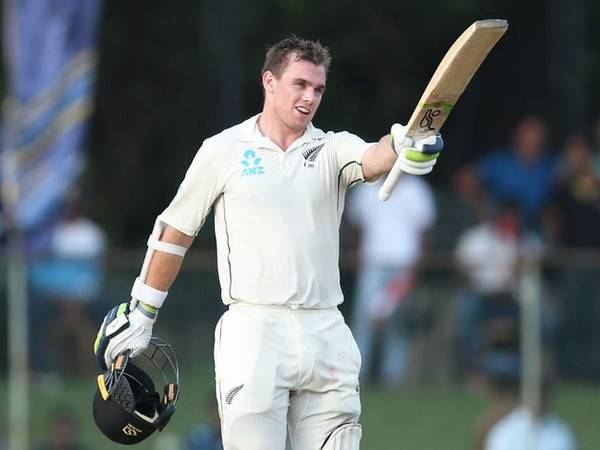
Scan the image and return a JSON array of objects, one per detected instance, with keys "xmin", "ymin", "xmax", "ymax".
[{"xmin": 93, "ymin": 337, "xmax": 180, "ymax": 445}]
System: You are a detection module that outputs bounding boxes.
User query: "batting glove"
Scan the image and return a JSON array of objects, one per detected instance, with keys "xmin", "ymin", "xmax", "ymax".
[
  {"xmin": 390, "ymin": 123, "xmax": 444, "ymax": 175},
  {"xmin": 93, "ymin": 301, "xmax": 158, "ymax": 370}
]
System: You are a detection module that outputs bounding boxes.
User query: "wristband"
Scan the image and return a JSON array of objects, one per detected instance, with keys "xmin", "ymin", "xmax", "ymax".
[
  {"xmin": 131, "ymin": 277, "xmax": 168, "ymax": 309},
  {"xmin": 135, "ymin": 301, "xmax": 159, "ymax": 320}
]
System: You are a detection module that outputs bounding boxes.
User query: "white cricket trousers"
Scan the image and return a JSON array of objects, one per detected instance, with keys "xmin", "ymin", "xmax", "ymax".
[{"xmin": 214, "ymin": 303, "xmax": 362, "ymax": 450}]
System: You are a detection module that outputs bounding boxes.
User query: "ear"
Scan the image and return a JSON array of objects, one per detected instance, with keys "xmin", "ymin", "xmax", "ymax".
[{"xmin": 262, "ymin": 70, "xmax": 275, "ymax": 94}]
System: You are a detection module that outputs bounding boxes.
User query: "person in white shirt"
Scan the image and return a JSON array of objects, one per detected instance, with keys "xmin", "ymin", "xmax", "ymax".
[
  {"xmin": 94, "ymin": 36, "xmax": 443, "ymax": 450},
  {"xmin": 474, "ymin": 353, "xmax": 577, "ymax": 450},
  {"xmin": 484, "ymin": 374, "xmax": 577, "ymax": 450},
  {"xmin": 29, "ymin": 192, "xmax": 106, "ymax": 375},
  {"xmin": 454, "ymin": 200, "xmax": 543, "ymax": 374},
  {"xmin": 485, "ymin": 406, "xmax": 577, "ymax": 450},
  {"xmin": 348, "ymin": 175, "xmax": 435, "ymax": 385}
]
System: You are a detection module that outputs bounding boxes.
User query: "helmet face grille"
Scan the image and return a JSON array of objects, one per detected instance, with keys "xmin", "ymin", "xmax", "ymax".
[{"xmin": 111, "ymin": 375, "xmax": 136, "ymax": 413}]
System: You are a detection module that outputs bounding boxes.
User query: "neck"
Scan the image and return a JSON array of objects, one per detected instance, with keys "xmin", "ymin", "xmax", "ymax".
[{"xmin": 257, "ymin": 108, "xmax": 305, "ymax": 151}]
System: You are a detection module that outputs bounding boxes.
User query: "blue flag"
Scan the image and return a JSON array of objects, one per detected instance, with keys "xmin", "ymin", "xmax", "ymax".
[{"xmin": 1, "ymin": 0, "xmax": 101, "ymax": 232}]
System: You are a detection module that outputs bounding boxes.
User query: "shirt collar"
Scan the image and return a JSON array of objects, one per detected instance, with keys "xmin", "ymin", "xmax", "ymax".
[{"xmin": 235, "ymin": 113, "xmax": 327, "ymax": 147}]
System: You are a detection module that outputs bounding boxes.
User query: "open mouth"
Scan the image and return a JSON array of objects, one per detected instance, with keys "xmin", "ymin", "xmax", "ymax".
[{"xmin": 295, "ymin": 106, "xmax": 310, "ymax": 116}]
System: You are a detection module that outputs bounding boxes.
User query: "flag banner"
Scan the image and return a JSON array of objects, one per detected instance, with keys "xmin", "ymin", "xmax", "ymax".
[{"xmin": 1, "ymin": 0, "xmax": 101, "ymax": 231}]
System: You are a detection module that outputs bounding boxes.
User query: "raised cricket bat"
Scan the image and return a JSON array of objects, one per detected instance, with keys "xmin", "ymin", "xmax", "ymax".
[{"xmin": 378, "ymin": 19, "xmax": 508, "ymax": 201}]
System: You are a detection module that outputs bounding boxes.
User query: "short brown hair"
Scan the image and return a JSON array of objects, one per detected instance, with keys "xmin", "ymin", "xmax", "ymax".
[{"xmin": 262, "ymin": 35, "xmax": 331, "ymax": 79}]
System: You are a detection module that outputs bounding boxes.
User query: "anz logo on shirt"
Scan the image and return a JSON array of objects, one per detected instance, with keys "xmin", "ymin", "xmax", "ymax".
[{"xmin": 240, "ymin": 149, "xmax": 265, "ymax": 177}]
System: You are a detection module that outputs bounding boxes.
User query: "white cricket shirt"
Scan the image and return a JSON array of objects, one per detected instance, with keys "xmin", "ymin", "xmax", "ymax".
[{"xmin": 159, "ymin": 114, "xmax": 373, "ymax": 308}]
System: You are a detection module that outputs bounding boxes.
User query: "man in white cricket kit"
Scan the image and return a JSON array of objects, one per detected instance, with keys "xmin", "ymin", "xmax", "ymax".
[{"xmin": 94, "ymin": 36, "xmax": 443, "ymax": 449}]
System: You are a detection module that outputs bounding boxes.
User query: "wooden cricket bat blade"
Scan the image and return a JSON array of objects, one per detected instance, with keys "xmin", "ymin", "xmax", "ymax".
[{"xmin": 378, "ymin": 19, "xmax": 508, "ymax": 201}]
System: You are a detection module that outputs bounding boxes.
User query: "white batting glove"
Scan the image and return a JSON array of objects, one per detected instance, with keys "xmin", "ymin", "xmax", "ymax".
[
  {"xmin": 93, "ymin": 302, "xmax": 157, "ymax": 370},
  {"xmin": 390, "ymin": 123, "xmax": 444, "ymax": 175}
]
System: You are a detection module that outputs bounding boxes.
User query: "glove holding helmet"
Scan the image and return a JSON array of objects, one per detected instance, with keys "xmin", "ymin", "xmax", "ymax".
[
  {"xmin": 93, "ymin": 298, "xmax": 159, "ymax": 371},
  {"xmin": 93, "ymin": 220, "xmax": 188, "ymax": 444}
]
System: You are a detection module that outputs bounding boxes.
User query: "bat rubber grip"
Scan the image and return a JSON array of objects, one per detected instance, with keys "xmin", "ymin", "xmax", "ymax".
[{"xmin": 378, "ymin": 156, "xmax": 404, "ymax": 201}]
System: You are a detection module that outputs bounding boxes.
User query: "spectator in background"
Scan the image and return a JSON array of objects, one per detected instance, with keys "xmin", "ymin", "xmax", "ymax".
[
  {"xmin": 182, "ymin": 394, "xmax": 223, "ymax": 450},
  {"xmin": 472, "ymin": 352, "xmax": 577, "ymax": 450},
  {"xmin": 546, "ymin": 134, "xmax": 600, "ymax": 378},
  {"xmin": 483, "ymin": 376, "xmax": 577, "ymax": 450},
  {"xmin": 455, "ymin": 116, "xmax": 557, "ymax": 231},
  {"xmin": 36, "ymin": 408, "xmax": 88, "ymax": 450},
  {"xmin": 472, "ymin": 351, "xmax": 520, "ymax": 450},
  {"xmin": 547, "ymin": 134, "xmax": 600, "ymax": 247},
  {"xmin": 29, "ymin": 190, "xmax": 106, "ymax": 375},
  {"xmin": 454, "ymin": 198, "xmax": 545, "ymax": 378},
  {"xmin": 347, "ymin": 175, "xmax": 435, "ymax": 386}
]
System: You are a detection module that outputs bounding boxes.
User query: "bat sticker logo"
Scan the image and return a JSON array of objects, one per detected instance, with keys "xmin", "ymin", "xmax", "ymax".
[{"xmin": 419, "ymin": 108, "xmax": 442, "ymax": 131}]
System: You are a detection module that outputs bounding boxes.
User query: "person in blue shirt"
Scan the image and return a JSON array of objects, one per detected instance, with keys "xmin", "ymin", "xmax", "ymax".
[{"xmin": 456, "ymin": 116, "xmax": 557, "ymax": 231}]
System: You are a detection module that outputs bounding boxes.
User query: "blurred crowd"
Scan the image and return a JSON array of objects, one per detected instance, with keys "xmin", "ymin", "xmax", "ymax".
[
  {"xmin": 344, "ymin": 114, "xmax": 600, "ymax": 449},
  {"xmin": 348, "ymin": 114, "xmax": 600, "ymax": 386}
]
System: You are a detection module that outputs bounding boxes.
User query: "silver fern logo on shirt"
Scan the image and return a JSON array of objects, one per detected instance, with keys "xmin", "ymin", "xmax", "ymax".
[
  {"xmin": 241, "ymin": 149, "xmax": 265, "ymax": 177},
  {"xmin": 302, "ymin": 143, "xmax": 324, "ymax": 168}
]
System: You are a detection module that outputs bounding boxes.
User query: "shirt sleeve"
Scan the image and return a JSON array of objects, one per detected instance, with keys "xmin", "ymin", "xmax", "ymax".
[
  {"xmin": 158, "ymin": 139, "xmax": 226, "ymax": 236},
  {"xmin": 333, "ymin": 132, "xmax": 374, "ymax": 189}
]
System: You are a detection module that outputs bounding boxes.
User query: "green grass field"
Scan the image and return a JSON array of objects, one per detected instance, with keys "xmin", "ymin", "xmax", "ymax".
[{"xmin": 1, "ymin": 367, "xmax": 599, "ymax": 450}]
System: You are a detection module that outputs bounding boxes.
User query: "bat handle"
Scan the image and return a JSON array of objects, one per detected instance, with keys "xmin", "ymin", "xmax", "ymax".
[{"xmin": 378, "ymin": 155, "xmax": 404, "ymax": 201}]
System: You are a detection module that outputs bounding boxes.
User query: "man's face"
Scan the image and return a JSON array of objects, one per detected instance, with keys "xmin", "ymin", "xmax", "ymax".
[
  {"xmin": 514, "ymin": 118, "xmax": 546, "ymax": 162},
  {"xmin": 265, "ymin": 55, "xmax": 326, "ymax": 132}
]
